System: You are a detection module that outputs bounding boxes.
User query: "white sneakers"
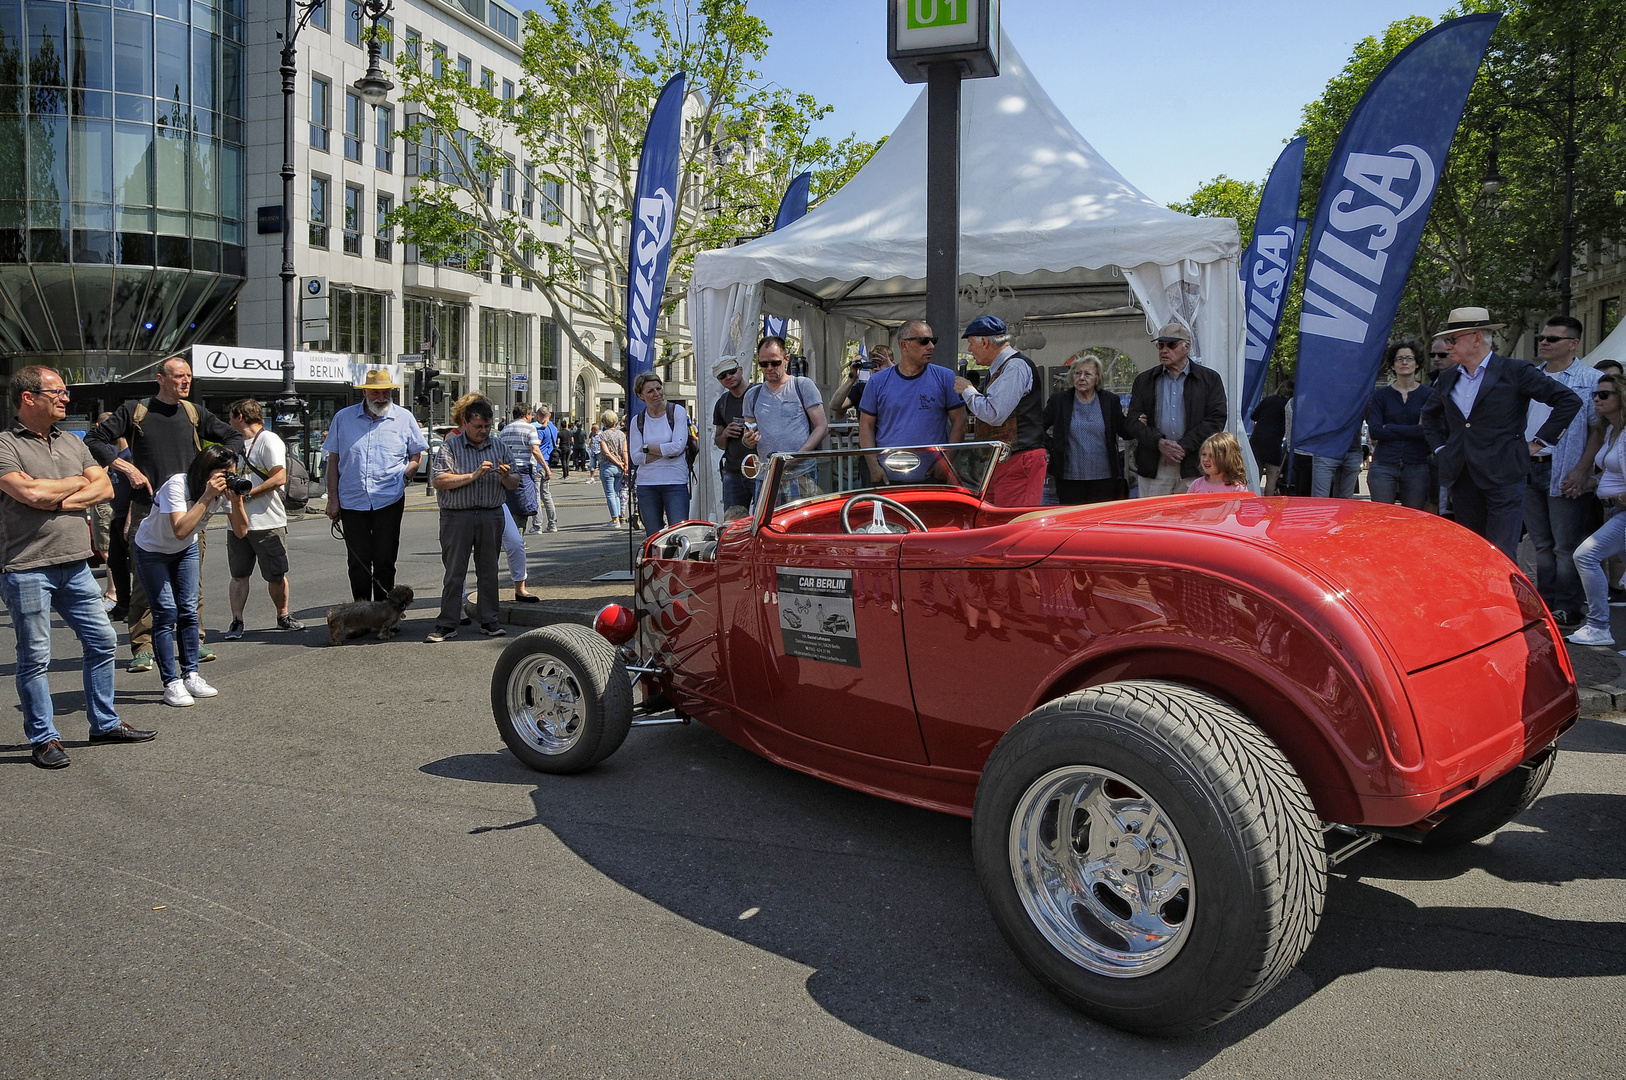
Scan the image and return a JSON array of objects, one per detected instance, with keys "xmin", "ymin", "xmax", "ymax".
[
  {"xmin": 1566, "ymin": 625, "xmax": 1615, "ymax": 647},
  {"xmin": 163, "ymin": 673, "xmax": 220, "ymax": 707}
]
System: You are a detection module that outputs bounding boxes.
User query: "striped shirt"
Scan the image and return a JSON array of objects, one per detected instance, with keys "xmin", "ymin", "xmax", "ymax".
[{"xmin": 432, "ymin": 431, "xmax": 515, "ymax": 510}]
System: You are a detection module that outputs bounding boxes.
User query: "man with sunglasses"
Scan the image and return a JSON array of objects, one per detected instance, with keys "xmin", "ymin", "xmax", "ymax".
[
  {"xmin": 858, "ymin": 320, "xmax": 966, "ymax": 483},
  {"xmin": 1122, "ymin": 321, "xmax": 1228, "ymax": 497},
  {"xmin": 743, "ymin": 337, "xmax": 829, "ymax": 504},
  {"xmin": 1420, "ymin": 306, "xmax": 1581, "ymax": 561},
  {"xmin": 0, "ymin": 366, "xmax": 155, "ymax": 769},
  {"xmin": 710, "ymin": 355, "xmax": 755, "ymax": 517},
  {"xmin": 1521, "ymin": 315, "xmax": 1599, "ymax": 630}
]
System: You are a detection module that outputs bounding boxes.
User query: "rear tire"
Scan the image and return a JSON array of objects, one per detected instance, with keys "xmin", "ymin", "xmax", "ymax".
[
  {"xmin": 491, "ymin": 624, "xmax": 632, "ymax": 774},
  {"xmin": 972, "ymin": 681, "xmax": 1326, "ymax": 1036},
  {"xmin": 1420, "ymin": 747, "xmax": 1557, "ymax": 848}
]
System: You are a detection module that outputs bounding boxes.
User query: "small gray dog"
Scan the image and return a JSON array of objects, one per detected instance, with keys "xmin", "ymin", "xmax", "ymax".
[{"xmin": 326, "ymin": 585, "xmax": 414, "ymax": 645}]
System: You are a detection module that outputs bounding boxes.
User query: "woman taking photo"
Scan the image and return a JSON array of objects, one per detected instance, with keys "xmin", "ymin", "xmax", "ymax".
[
  {"xmin": 629, "ymin": 373, "xmax": 692, "ymax": 534},
  {"xmin": 1567, "ymin": 375, "xmax": 1626, "ymax": 647},
  {"xmin": 597, "ymin": 411, "xmax": 629, "ymax": 528},
  {"xmin": 131, "ymin": 445, "xmax": 248, "ymax": 707},
  {"xmin": 1042, "ymin": 354, "xmax": 1128, "ymax": 505},
  {"xmin": 1366, "ymin": 338, "xmax": 1434, "ymax": 509}
]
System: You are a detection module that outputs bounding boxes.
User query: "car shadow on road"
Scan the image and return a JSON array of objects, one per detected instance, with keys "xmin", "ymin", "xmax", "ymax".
[{"xmin": 420, "ymin": 720, "xmax": 1620, "ymax": 1078}]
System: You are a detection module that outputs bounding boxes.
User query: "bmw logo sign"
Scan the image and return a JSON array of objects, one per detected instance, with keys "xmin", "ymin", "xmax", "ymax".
[{"xmin": 306, "ymin": 279, "xmax": 322, "ymax": 295}]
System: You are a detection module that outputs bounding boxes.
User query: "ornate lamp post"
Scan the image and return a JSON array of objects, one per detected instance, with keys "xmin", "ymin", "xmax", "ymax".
[{"xmin": 277, "ymin": 0, "xmax": 393, "ymax": 447}]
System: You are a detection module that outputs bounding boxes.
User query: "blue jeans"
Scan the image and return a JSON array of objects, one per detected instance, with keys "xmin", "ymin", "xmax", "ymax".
[
  {"xmin": 719, "ymin": 469, "xmax": 753, "ymax": 515},
  {"xmin": 636, "ymin": 483, "xmax": 691, "ymax": 536},
  {"xmin": 132, "ymin": 542, "xmax": 200, "ymax": 686},
  {"xmin": 1, "ymin": 561, "xmax": 121, "ymax": 745},
  {"xmin": 1311, "ymin": 450, "xmax": 1363, "ymax": 499},
  {"xmin": 1574, "ymin": 506, "xmax": 1626, "ymax": 632},
  {"xmin": 1524, "ymin": 459, "xmax": 1594, "ymax": 613},
  {"xmin": 1367, "ymin": 459, "xmax": 1430, "ymax": 509},
  {"xmin": 600, "ymin": 464, "xmax": 626, "ymax": 519}
]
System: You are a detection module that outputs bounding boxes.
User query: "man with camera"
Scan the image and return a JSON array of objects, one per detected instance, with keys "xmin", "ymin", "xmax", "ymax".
[
  {"xmin": 742, "ymin": 337, "xmax": 828, "ymax": 503},
  {"xmin": 86, "ymin": 354, "xmax": 244, "ymax": 672},
  {"xmin": 829, "ymin": 344, "xmax": 892, "ymax": 419},
  {"xmin": 710, "ymin": 355, "xmax": 755, "ymax": 517},
  {"xmin": 221, "ymin": 399, "xmax": 303, "ymax": 639}
]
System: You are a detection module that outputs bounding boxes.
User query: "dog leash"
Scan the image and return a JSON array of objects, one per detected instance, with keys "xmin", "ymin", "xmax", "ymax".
[{"xmin": 328, "ymin": 515, "xmax": 402, "ymax": 600}]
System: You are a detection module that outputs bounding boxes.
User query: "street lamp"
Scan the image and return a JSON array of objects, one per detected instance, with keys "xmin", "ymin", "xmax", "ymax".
[
  {"xmin": 353, "ymin": 0, "xmax": 395, "ymax": 107},
  {"xmin": 277, "ymin": 0, "xmax": 328, "ymax": 447}
]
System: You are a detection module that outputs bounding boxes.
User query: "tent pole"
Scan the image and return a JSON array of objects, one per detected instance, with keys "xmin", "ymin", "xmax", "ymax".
[{"xmin": 926, "ymin": 61, "xmax": 961, "ymax": 363}]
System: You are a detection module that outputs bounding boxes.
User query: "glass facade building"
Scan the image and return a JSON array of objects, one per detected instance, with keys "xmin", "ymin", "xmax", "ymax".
[{"xmin": 0, "ymin": 0, "xmax": 246, "ymax": 380}]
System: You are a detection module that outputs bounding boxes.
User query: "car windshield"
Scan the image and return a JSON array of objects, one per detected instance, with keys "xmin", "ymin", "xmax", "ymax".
[{"xmin": 755, "ymin": 442, "xmax": 1003, "ymax": 518}]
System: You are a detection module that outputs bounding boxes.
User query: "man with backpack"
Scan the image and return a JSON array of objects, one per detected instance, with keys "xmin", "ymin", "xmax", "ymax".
[
  {"xmin": 742, "ymin": 336, "xmax": 828, "ymax": 505},
  {"xmin": 85, "ymin": 355, "xmax": 244, "ymax": 672},
  {"xmin": 221, "ymin": 399, "xmax": 303, "ymax": 639}
]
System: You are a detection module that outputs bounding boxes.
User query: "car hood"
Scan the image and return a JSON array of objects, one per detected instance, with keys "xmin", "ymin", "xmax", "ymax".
[{"xmin": 1092, "ymin": 496, "xmax": 1544, "ymax": 673}]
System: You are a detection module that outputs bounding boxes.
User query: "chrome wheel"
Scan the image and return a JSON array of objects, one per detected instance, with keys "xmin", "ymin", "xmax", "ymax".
[
  {"xmin": 506, "ymin": 654, "xmax": 585, "ymax": 756},
  {"xmin": 1009, "ymin": 765, "xmax": 1195, "ymax": 978}
]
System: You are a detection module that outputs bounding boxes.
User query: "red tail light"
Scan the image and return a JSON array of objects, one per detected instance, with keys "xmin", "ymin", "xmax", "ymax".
[{"xmin": 594, "ymin": 603, "xmax": 637, "ymax": 644}]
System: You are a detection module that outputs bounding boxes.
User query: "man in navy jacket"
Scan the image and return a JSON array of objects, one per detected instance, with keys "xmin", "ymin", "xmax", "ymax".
[{"xmin": 1420, "ymin": 307, "xmax": 1581, "ymax": 560}]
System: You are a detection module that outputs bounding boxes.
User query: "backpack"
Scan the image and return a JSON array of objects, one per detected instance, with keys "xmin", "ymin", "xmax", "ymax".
[
  {"xmin": 638, "ymin": 405, "xmax": 700, "ymax": 476},
  {"xmin": 243, "ymin": 431, "xmax": 311, "ymax": 513},
  {"xmin": 131, "ymin": 398, "xmax": 203, "ymax": 452}
]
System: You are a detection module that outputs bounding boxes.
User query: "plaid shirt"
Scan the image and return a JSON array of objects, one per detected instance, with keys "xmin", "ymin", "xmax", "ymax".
[{"xmin": 431, "ymin": 431, "xmax": 515, "ymax": 510}]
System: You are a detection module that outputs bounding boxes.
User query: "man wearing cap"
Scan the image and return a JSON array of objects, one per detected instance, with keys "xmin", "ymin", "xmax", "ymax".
[
  {"xmin": 954, "ymin": 315, "xmax": 1047, "ymax": 506},
  {"xmin": 1122, "ymin": 321, "xmax": 1228, "ymax": 497},
  {"xmin": 322, "ymin": 368, "xmax": 428, "ymax": 602},
  {"xmin": 1420, "ymin": 306, "xmax": 1581, "ymax": 561},
  {"xmin": 710, "ymin": 354, "xmax": 755, "ymax": 517}
]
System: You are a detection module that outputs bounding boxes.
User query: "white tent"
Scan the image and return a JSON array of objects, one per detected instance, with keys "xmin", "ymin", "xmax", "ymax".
[
  {"xmin": 686, "ymin": 32, "xmax": 1243, "ymax": 518},
  {"xmin": 1585, "ymin": 316, "xmax": 1626, "ymax": 367}
]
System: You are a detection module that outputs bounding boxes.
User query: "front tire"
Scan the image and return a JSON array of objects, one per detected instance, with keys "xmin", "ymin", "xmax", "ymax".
[
  {"xmin": 972, "ymin": 681, "xmax": 1327, "ymax": 1036},
  {"xmin": 491, "ymin": 624, "xmax": 632, "ymax": 773},
  {"xmin": 1420, "ymin": 747, "xmax": 1557, "ymax": 848}
]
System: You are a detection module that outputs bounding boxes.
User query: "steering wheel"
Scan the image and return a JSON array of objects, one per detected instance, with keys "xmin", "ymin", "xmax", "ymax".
[{"xmin": 840, "ymin": 493, "xmax": 928, "ymax": 535}]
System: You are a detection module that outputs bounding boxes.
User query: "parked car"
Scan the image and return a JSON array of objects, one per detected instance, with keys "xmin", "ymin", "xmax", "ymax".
[{"xmin": 489, "ymin": 442, "xmax": 1576, "ymax": 1036}]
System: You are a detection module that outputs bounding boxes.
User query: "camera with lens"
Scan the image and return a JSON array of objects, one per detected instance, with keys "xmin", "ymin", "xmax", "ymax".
[
  {"xmin": 223, "ymin": 472, "xmax": 255, "ymax": 496},
  {"xmin": 786, "ymin": 354, "xmax": 810, "ymax": 379}
]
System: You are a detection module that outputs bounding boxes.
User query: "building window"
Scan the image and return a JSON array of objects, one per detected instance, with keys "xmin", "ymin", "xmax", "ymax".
[
  {"xmin": 457, "ymin": 55, "xmax": 472, "ymax": 84},
  {"xmin": 377, "ymin": 14, "xmax": 393, "ymax": 59},
  {"xmin": 375, "ymin": 192, "xmax": 393, "ymax": 260},
  {"xmin": 310, "ymin": 0, "xmax": 328, "ymax": 32},
  {"xmin": 539, "ymin": 318, "xmax": 556, "ymax": 381},
  {"xmin": 481, "ymin": 68, "xmax": 495, "ymax": 95},
  {"xmin": 431, "ymin": 42, "xmax": 446, "ymax": 80},
  {"xmin": 489, "ymin": 2, "xmax": 518, "ymax": 42},
  {"xmin": 522, "ymin": 163, "xmax": 534, "ymax": 217},
  {"xmin": 343, "ymin": 183, "xmax": 362, "ymax": 255},
  {"xmin": 309, "ymin": 175, "xmax": 329, "ymax": 248},
  {"xmin": 316, "ymin": 285, "xmax": 390, "ymax": 360},
  {"xmin": 502, "ymin": 159, "xmax": 515, "ymax": 212},
  {"xmin": 344, "ymin": 92, "xmax": 363, "ymax": 162},
  {"xmin": 1604, "ymin": 297, "xmax": 1622, "ymax": 342},
  {"xmin": 404, "ymin": 110, "xmax": 421, "ymax": 176},
  {"xmin": 375, "ymin": 105, "xmax": 393, "ymax": 171},
  {"xmin": 310, "ymin": 76, "xmax": 331, "ymax": 151},
  {"xmin": 540, "ymin": 175, "xmax": 561, "ymax": 225},
  {"xmin": 344, "ymin": 0, "xmax": 362, "ymax": 46},
  {"xmin": 405, "ymin": 27, "xmax": 421, "ymax": 67},
  {"xmin": 502, "ymin": 79, "xmax": 515, "ymax": 116},
  {"xmin": 480, "ymin": 309, "xmax": 531, "ymax": 392},
  {"xmin": 404, "ymin": 297, "xmax": 467, "ymax": 376}
]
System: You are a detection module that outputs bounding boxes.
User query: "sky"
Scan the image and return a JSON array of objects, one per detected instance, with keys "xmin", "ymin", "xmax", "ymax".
[{"xmin": 746, "ymin": 0, "xmax": 1445, "ymax": 205}]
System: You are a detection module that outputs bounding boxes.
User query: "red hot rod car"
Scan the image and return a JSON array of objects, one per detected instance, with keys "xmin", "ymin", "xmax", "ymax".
[{"xmin": 489, "ymin": 443, "xmax": 1576, "ymax": 1036}]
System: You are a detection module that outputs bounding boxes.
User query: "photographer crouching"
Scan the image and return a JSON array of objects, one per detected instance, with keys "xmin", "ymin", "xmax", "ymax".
[
  {"xmin": 130, "ymin": 446, "xmax": 250, "ymax": 706},
  {"xmin": 222, "ymin": 399, "xmax": 303, "ymax": 640}
]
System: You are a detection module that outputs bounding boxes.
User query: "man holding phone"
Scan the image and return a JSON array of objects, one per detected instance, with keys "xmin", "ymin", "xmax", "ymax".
[
  {"xmin": 710, "ymin": 356, "xmax": 755, "ymax": 517},
  {"xmin": 427, "ymin": 396, "xmax": 519, "ymax": 642}
]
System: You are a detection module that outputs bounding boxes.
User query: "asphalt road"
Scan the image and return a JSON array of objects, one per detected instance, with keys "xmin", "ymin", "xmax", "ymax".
[{"xmin": 3, "ymin": 481, "xmax": 1624, "ymax": 1079}]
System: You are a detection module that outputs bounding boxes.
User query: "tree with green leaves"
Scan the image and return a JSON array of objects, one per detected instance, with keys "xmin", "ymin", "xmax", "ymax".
[
  {"xmin": 389, "ymin": 0, "xmax": 878, "ymax": 388},
  {"xmin": 1174, "ymin": 0, "xmax": 1626, "ymax": 380}
]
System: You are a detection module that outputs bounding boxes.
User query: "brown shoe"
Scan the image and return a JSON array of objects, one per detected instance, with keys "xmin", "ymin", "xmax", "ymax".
[{"xmin": 31, "ymin": 739, "xmax": 70, "ymax": 769}]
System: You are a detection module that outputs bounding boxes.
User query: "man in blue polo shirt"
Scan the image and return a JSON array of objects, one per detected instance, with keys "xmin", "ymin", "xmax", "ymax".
[
  {"xmin": 859, "ymin": 319, "xmax": 966, "ymax": 483},
  {"xmin": 322, "ymin": 369, "xmax": 427, "ymax": 601}
]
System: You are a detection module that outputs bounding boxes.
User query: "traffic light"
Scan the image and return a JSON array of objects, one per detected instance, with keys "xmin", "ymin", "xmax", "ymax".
[
  {"xmin": 411, "ymin": 368, "xmax": 427, "ymax": 407},
  {"xmin": 423, "ymin": 365, "xmax": 443, "ymax": 405}
]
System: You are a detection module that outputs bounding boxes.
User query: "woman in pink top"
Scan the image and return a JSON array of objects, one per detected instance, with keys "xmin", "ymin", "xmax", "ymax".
[{"xmin": 1187, "ymin": 432, "xmax": 1252, "ymax": 494}]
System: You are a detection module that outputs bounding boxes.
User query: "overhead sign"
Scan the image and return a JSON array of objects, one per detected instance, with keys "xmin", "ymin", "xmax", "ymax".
[
  {"xmin": 190, "ymin": 345, "xmax": 401, "ymax": 387},
  {"xmin": 888, "ymin": 0, "xmax": 1001, "ymax": 82}
]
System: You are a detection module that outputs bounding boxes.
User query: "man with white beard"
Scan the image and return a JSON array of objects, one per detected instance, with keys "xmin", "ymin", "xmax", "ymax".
[{"xmin": 323, "ymin": 369, "xmax": 428, "ymax": 602}]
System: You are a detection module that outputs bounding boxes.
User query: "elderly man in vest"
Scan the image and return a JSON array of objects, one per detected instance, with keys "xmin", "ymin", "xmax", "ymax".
[{"xmin": 953, "ymin": 316, "xmax": 1047, "ymax": 506}]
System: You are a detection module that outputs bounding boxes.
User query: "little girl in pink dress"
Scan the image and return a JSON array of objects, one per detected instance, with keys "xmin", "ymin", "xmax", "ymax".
[{"xmin": 1187, "ymin": 431, "xmax": 1253, "ymax": 494}]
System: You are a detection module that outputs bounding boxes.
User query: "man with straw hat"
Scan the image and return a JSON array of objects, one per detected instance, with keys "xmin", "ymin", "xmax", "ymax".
[
  {"xmin": 1420, "ymin": 306, "xmax": 1581, "ymax": 560},
  {"xmin": 322, "ymin": 368, "xmax": 428, "ymax": 602}
]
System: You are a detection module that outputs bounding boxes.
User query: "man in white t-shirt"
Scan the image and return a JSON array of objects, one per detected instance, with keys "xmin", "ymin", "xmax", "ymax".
[{"xmin": 222, "ymin": 399, "xmax": 303, "ymax": 639}]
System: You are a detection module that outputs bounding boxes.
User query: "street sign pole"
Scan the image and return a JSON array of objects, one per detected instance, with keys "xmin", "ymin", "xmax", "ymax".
[{"xmin": 888, "ymin": 1, "xmax": 1000, "ymax": 366}]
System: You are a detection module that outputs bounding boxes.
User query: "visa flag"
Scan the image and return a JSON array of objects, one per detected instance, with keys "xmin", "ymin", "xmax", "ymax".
[
  {"xmin": 763, "ymin": 171, "xmax": 813, "ymax": 340},
  {"xmin": 1290, "ymin": 13, "xmax": 1500, "ymax": 458},
  {"xmin": 1240, "ymin": 137, "xmax": 1307, "ymax": 435},
  {"xmin": 626, "ymin": 72, "xmax": 686, "ymax": 416}
]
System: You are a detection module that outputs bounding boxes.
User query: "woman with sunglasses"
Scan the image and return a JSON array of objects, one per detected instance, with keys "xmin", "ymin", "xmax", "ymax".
[
  {"xmin": 1366, "ymin": 339, "xmax": 1433, "ymax": 509},
  {"xmin": 1566, "ymin": 375, "xmax": 1626, "ymax": 647}
]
